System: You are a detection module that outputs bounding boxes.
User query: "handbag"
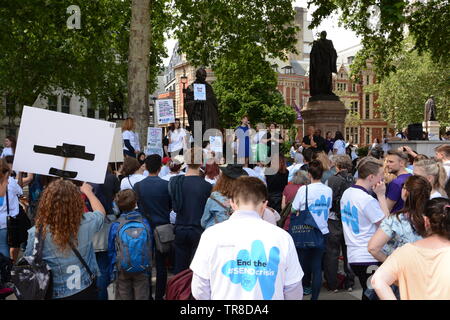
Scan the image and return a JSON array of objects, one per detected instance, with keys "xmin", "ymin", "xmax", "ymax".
[
  {"xmin": 6, "ymin": 186, "xmax": 31, "ymax": 248},
  {"xmin": 11, "ymin": 229, "xmax": 53, "ymax": 300},
  {"xmin": 92, "ymin": 214, "xmax": 116, "ymax": 252},
  {"xmin": 154, "ymin": 224, "xmax": 175, "ymax": 254},
  {"xmin": 288, "ymin": 186, "xmax": 325, "ymax": 249}
]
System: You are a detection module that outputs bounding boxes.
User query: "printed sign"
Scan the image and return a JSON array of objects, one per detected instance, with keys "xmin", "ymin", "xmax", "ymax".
[
  {"xmin": 146, "ymin": 127, "xmax": 163, "ymax": 157},
  {"xmin": 209, "ymin": 136, "xmax": 223, "ymax": 153},
  {"xmin": 156, "ymin": 99, "xmax": 175, "ymax": 125},
  {"xmin": 13, "ymin": 106, "xmax": 115, "ymax": 184},
  {"xmin": 109, "ymin": 128, "xmax": 124, "ymax": 163},
  {"xmin": 194, "ymin": 83, "xmax": 206, "ymax": 101}
]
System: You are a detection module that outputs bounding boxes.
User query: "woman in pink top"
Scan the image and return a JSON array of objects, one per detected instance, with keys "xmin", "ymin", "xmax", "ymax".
[
  {"xmin": 372, "ymin": 197, "xmax": 450, "ymax": 300},
  {"xmin": 281, "ymin": 170, "xmax": 310, "ymax": 230}
]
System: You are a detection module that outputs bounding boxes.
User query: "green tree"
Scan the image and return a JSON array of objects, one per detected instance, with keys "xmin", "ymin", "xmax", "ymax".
[
  {"xmin": 173, "ymin": 0, "xmax": 298, "ymax": 66},
  {"xmin": 212, "ymin": 45, "xmax": 296, "ymax": 128},
  {"xmin": 368, "ymin": 48, "xmax": 450, "ymax": 130},
  {"xmin": 307, "ymin": 0, "xmax": 450, "ymax": 78},
  {"xmin": 172, "ymin": 0, "xmax": 298, "ymax": 129}
]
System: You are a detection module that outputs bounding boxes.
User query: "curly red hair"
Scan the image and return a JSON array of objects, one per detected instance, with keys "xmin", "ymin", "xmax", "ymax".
[{"xmin": 35, "ymin": 179, "xmax": 85, "ymax": 253}]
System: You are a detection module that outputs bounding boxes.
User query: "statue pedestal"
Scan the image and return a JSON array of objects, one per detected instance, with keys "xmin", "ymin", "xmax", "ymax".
[
  {"xmin": 423, "ymin": 121, "xmax": 440, "ymax": 140},
  {"xmin": 301, "ymin": 100, "xmax": 347, "ymax": 136}
]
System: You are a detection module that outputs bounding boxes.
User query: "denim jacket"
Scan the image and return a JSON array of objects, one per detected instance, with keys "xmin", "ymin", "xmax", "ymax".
[
  {"xmin": 201, "ymin": 192, "xmax": 232, "ymax": 229},
  {"xmin": 25, "ymin": 211, "xmax": 104, "ymax": 299}
]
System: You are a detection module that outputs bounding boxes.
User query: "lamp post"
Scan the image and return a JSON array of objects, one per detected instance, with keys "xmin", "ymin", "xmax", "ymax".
[
  {"xmin": 180, "ymin": 70, "xmax": 188, "ymax": 128},
  {"xmin": 151, "ymin": 96, "xmax": 157, "ymax": 127}
]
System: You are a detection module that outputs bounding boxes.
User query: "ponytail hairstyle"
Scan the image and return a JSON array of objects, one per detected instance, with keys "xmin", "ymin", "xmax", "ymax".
[
  {"xmin": 418, "ymin": 197, "xmax": 450, "ymax": 240},
  {"xmin": 396, "ymin": 175, "xmax": 431, "ymax": 233},
  {"xmin": 414, "ymin": 159, "xmax": 447, "ymax": 196}
]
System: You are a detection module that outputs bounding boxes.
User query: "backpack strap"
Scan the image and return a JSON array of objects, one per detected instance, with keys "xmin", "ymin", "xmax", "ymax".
[
  {"xmin": 209, "ymin": 195, "xmax": 230, "ymax": 211},
  {"xmin": 70, "ymin": 243, "xmax": 95, "ymax": 282},
  {"xmin": 5, "ymin": 182, "xmax": 9, "ymax": 217},
  {"xmin": 304, "ymin": 185, "xmax": 309, "ymax": 211}
]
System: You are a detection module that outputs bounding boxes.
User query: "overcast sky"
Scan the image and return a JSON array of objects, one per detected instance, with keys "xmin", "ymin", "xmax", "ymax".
[{"xmin": 162, "ymin": 1, "xmax": 361, "ymax": 65}]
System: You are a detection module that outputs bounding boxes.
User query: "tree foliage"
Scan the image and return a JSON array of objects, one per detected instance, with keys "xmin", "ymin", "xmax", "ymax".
[
  {"xmin": 172, "ymin": 0, "xmax": 298, "ymax": 66},
  {"xmin": 212, "ymin": 45, "xmax": 296, "ymax": 128},
  {"xmin": 307, "ymin": 0, "xmax": 450, "ymax": 79},
  {"xmin": 370, "ymin": 47, "xmax": 450, "ymax": 130},
  {"xmin": 0, "ymin": 0, "xmax": 168, "ymax": 120},
  {"xmin": 172, "ymin": 0, "xmax": 299, "ymax": 129}
]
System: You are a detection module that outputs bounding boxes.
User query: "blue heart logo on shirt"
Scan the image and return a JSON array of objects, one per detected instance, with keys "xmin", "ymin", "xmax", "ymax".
[
  {"xmin": 309, "ymin": 195, "xmax": 331, "ymax": 220},
  {"xmin": 221, "ymin": 240, "xmax": 280, "ymax": 300},
  {"xmin": 341, "ymin": 201, "xmax": 360, "ymax": 234}
]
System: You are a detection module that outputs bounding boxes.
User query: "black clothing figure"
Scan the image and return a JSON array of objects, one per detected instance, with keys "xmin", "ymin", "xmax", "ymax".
[
  {"xmin": 184, "ymin": 68, "xmax": 220, "ymax": 140},
  {"xmin": 309, "ymin": 31, "xmax": 338, "ymax": 101}
]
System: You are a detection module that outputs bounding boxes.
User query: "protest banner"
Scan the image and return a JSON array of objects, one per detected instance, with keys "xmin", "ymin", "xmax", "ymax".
[
  {"xmin": 156, "ymin": 99, "xmax": 175, "ymax": 125},
  {"xmin": 13, "ymin": 106, "xmax": 116, "ymax": 184},
  {"xmin": 146, "ymin": 127, "xmax": 163, "ymax": 157},
  {"xmin": 194, "ymin": 83, "xmax": 206, "ymax": 101}
]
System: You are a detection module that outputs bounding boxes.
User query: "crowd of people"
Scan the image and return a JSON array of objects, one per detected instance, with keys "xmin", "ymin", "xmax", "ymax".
[{"xmin": 0, "ymin": 118, "xmax": 449, "ymax": 301}]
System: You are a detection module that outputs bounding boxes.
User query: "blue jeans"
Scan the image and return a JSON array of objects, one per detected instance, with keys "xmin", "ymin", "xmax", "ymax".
[
  {"xmin": 297, "ymin": 247, "xmax": 325, "ymax": 300},
  {"xmin": 0, "ymin": 228, "xmax": 9, "ymax": 258},
  {"xmin": 173, "ymin": 226, "xmax": 202, "ymax": 275},
  {"xmin": 95, "ymin": 251, "xmax": 110, "ymax": 300},
  {"xmin": 154, "ymin": 247, "xmax": 169, "ymax": 300}
]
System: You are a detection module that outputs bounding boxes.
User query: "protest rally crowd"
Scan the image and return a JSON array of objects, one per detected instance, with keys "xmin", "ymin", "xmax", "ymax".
[{"xmin": 0, "ymin": 115, "xmax": 450, "ymax": 301}]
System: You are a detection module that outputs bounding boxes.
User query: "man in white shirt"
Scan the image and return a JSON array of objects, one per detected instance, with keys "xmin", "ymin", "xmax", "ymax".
[
  {"xmin": 435, "ymin": 145, "xmax": 450, "ymax": 180},
  {"xmin": 190, "ymin": 176, "xmax": 303, "ymax": 300},
  {"xmin": 340, "ymin": 156, "xmax": 389, "ymax": 300}
]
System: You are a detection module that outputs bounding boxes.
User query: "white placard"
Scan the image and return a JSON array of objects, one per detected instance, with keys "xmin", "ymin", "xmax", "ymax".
[
  {"xmin": 209, "ymin": 136, "xmax": 223, "ymax": 153},
  {"xmin": 109, "ymin": 128, "xmax": 124, "ymax": 163},
  {"xmin": 146, "ymin": 127, "xmax": 163, "ymax": 157},
  {"xmin": 194, "ymin": 83, "xmax": 206, "ymax": 101},
  {"xmin": 155, "ymin": 99, "xmax": 175, "ymax": 125},
  {"xmin": 13, "ymin": 106, "xmax": 116, "ymax": 184}
]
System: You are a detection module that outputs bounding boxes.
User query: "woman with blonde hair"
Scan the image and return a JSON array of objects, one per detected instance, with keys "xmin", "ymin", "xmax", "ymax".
[
  {"xmin": 413, "ymin": 159, "xmax": 447, "ymax": 199},
  {"xmin": 122, "ymin": 118, "xmax": 140, "ymax": 158},
  {"xmin": 313, "ymin": 151, "xmax": 335, "ymax": 184},
  {"xmin": 24, "ymin": 180, "xmax": 105, "ymax": 299}
]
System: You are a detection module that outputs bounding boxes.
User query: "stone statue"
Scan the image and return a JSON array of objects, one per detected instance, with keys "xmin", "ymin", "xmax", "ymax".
[
  {"xmin": 309, "ymin": 31, "xmax": 338, "ymax": 101},
  {"xmin": 184, "ymin": 68, "xmax": 220, "ymax": 136},
  {"xmin": 424, "ymin": 95, "xmax": 437, "ymax": 122}
]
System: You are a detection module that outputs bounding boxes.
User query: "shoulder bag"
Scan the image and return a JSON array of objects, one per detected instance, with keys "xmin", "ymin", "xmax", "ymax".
[{"xmin": 288, "ymin": 185, "xmax": 325, "ymax": 249}]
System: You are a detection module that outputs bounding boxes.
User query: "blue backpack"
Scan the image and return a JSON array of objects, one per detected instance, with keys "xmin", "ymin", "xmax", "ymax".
[{"xmin": 115, "ymin": 212, "xmax": 152, "ymax": 273}]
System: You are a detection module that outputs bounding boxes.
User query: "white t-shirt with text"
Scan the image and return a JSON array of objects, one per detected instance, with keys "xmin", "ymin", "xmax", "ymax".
[
  {"xmin": 190, "ymin": 210, "xmax": 303, "ymax": 300},
  {"xmin": 122, "ymin": 130, "xmax": 138, "ymax": 153},
  {"xmin": 333, "ymin": 140, "xmax": 346, "ymax": 155},
  {"xmin": 291, "ymin": 183, "xmax": 332, "ymax": 235},
  {"xmin": 340, "ymin": 186, "xmax": 385, "ymax": 263}
]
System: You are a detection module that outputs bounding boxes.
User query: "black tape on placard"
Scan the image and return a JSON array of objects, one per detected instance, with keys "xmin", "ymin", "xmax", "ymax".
[
  {"xmin": 33, "ymin": 143, "xmax": 95, "ymax": 161},
  {"xmin": 48, "ymin": 168, "xmax": 78, "ymax": 179}
]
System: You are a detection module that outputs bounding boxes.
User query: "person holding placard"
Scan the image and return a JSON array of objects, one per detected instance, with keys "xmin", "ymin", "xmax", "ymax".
[
  {"xmin": 24, "ymin": 180, "xmax": 106, "ymax": 299},
  {"xmin": 122, "ymin": 118, "xmax": 139, "ymax": 158},
  {"xmin": 168, "ymin": 118, "xmax": 187, "ymax": 157}
]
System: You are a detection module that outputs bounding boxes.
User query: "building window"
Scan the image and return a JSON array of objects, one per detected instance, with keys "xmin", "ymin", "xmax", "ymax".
[
  {"xmin": 365, "ymin": 94, "xmax": 370, "ymax": 119},
  {"xmin": 351, "ymin": 101, "xmax": 358, "ymax": 114},
  {"xmin": 286, "ymin": 87, "xmax": 291, "ymax": 106},
  {"xmin": 352, "ymin": 83, "xmax": 356, "ymax": 92},
  {"xmin": 291, "ymin": 88, "xmax": 296, "ymax": 106},
  {"xmin": 48, "ymin": 95, "xmax": 57, "ymax": 111},
  {"xmin": 99, "ymin": 107, "xmax": 106, "ymax": 119},
  {"xmin": 337, "ymin": 83, "xmax": 347, "ymax": 91},
  {"xmin": 346, "ymin": 127, "xmax": 359, "ymax": 145},
  {"xmin": 347, "ymin": 56, "xmax": 355, "ymax": 64},
  {"xmin": 301, "ymin": 82, "xmax": 304, "ymax": 89},
  {"xmin": 87, "ymin": 100, "xmax": 95, "ymax": 118},
  {"xmin": 5, "ymin": 95, "xmax": 15, "ymax": 117},
  {"xmin": 61, "ymin": 96, "xmax": 70, "ymax": 114},
  {"xmin": 366, "ymin": 128, "xmax": 370, "ymax": 145},
  {"xmin": 366, "ymin": 75, "xmax": 370, "ymax": 85}
]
